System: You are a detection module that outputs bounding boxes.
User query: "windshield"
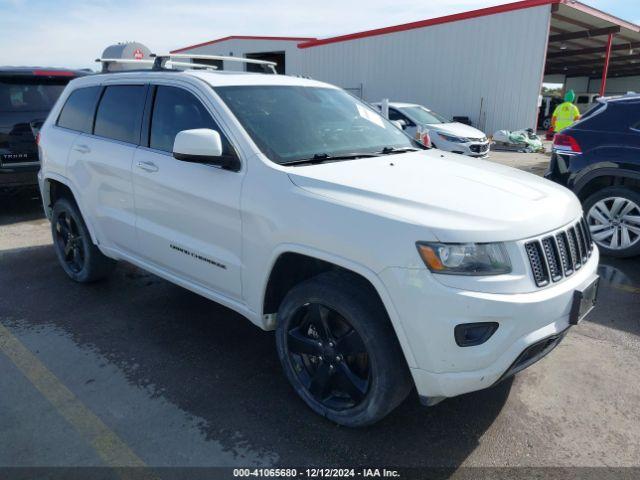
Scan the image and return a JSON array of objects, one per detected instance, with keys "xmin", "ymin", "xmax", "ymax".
[
  {"xmin": 399, "ymin": 106, "xmax": 449, "ymax": 125},
  {"xmin": 214, "ymin": 86, "xmax": 415, "ymax": 164},
  {"xmin": 0, "ymin": 77, "xmax": 68, "ymax": 112}
]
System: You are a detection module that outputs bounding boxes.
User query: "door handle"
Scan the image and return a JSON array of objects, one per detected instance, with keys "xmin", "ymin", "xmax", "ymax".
[
  {"xmin": 73, "ymin": 144, "xmax": 91, "ymax": 154},
  {"xmin": 137, "ymin": 160, "xmax": 159, "ymax": 173}
]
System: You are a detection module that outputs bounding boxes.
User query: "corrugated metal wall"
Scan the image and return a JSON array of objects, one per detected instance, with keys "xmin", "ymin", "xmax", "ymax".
[{"xmin": 290, "ymin": 6, "xmax": 551, "ymax": 134}]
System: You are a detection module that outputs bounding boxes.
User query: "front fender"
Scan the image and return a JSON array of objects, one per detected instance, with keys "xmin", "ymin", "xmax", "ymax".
[{"xmin": 259, "ymin": 243, "xmax": 418, "ymax": 368}]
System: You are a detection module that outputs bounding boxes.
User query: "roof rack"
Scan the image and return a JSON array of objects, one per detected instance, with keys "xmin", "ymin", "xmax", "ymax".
[
  {"xmin": 154, "ymin": 53, "xmax": 278, "ymax": 73},
  {"xmin": 96, "ymin": 53, "xmax": 277, "ymax": 74},
  {"xmin": 96, "ymin": 57, "xmax": 220, "ymax": 73}
]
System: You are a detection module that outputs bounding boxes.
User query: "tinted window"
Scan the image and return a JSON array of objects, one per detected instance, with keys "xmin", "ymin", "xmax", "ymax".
[
  {"xmin": 0, "ymin": 77, "xmax": 69, "ymax": 112},
  {"xmin": 399, "ymin": 106, "xmax": 449, "ymax": 125},
  {"xmin": 577, "ymin": 96, "xmax": 589, "ymax": 104},
  {"xmin": 388, "ymin": 108, "xmax": 412, "ymax": 125},
  {"xmin": 150, "ymin": 86, "xmax": 232, "ymax": 154},
  {"xmin": 57, "ymin": 86, "xmax": 101, "ymax": 133},
  {"xmin": 94, "ymin": 85, "xmax": 146, "ymax": 144}
]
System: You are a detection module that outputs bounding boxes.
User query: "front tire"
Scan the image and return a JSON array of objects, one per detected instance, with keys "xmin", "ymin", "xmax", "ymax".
[
  {"xmin": 51, "ymin": 198, "xmax": 116, "ymax": 282},
  {"xmin": 584, "ymin": 186, "xmax": 640, "ymax": 258},
  {"xmin": 275, "ymin": 271, "xmax": 412, "ymax": 427}
]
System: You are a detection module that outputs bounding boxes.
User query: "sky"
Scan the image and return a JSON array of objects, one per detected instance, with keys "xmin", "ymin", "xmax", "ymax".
[{"xmin": 0, "ymin": 0, "xmax": 638, "ymax": 69}]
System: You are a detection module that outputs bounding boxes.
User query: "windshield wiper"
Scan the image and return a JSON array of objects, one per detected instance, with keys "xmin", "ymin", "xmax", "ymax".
[
  {"xmin": 378, "ymin": 146, "xmax": 421, "ymax": 155},
  {"xmin": 282, "ymin": 152, "xmax": 381, "ymax": 166}
]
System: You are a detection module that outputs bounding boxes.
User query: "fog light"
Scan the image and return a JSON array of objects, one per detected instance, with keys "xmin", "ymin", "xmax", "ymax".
[{"xmin": 454, "ymin": 322, "xmax": 499, "ymax": 347}]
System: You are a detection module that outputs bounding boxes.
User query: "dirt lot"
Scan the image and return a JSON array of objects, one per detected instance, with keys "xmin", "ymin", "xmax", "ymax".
[{"xmin": 1, "ymin": 155, "xmax": 639, "ymax": 475}]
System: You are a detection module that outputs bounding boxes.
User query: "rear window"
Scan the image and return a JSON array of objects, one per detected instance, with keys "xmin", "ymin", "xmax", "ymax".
[
  {"xmin": 580, "ymin": 102, "xmax": 605, "ymax": 121},
  {"xmin": 57, "ymin": 86, "xmax": 101, "ymax": 133},
  {"xmin": 0, "ymin": 77, "xmax": 68, "ymax": 112},
  {"xmin": 94, "ymin": 85, "xmax": 146, "ymax": 144}
]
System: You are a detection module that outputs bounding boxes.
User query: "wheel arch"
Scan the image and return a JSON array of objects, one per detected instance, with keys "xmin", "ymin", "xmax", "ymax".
[
  {"xmin": 575, "ymin": 168, "xmax": 640, "ymax": 201},
  {"xmin": 42, "ymin": 175, "xmax": 100, "ymax": 245},
  {"xmin": 261, "ymin": 245, "xmax": 417, "ymax": 368}
]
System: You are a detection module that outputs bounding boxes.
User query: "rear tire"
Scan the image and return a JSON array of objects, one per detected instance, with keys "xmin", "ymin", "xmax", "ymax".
[
  {"xmin": 275, "ymin": 271, "xmax": 412, "ymax": 427},
  {"xmin": 51, "ymin": 198, "xmax": 116, "ymax": 282},
  {"xmin": 583, "ymin": 186, "xmax": 640, "ymax": 258}
]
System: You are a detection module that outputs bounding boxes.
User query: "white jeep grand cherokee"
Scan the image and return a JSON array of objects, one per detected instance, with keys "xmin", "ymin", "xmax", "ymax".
[{"xmin": 38, "ymin": 66, "xmax": 599, "ymax": 426}]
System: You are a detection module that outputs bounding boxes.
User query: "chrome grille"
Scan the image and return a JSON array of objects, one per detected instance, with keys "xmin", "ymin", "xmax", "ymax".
[{"xmin": 525, "ymin": 219, "xmax": 594, "ymax": 288}]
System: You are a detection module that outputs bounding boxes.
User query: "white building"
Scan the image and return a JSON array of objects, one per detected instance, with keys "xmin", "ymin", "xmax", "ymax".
[{"xmin": 171, "ymin": 0, "xmax": 640, "ymax": 134}]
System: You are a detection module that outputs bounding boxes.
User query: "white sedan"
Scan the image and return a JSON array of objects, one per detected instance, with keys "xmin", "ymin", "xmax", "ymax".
[{"xmin": 374, "ymin": 102, "xmax": 490, "ymax": 158}]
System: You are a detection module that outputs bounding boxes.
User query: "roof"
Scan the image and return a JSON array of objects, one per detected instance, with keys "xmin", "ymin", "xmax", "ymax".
[
  {"xmin": 71, "ymin": 69, "xmax": 335, "ymax": 89},
  {"xmin": 0, "ymin": 66, "xmax": 91, "ymax": 76},
  {"xmin": 297, "ymin": 0, "xmax": 639, "ymax": 49},
  {"xmin": 605, "ymin": 93, "xmax": 640, "ymax": 103},
  {"xmin": 171, "ymin": 35, "xmax": 317, "ymax": 54}
]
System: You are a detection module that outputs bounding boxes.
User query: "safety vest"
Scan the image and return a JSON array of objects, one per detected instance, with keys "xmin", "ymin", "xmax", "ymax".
[{"xmin": 553, "ymin": 102, "xmax": 580, "ymax": 131}]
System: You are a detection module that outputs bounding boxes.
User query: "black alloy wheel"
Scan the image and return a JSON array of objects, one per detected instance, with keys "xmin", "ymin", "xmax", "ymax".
[
  {"xmin": 54, "ymin": 211, "xmax": 85, "ymax": 273},
  {"xmin": 275, "ymin": 271, "xmax": 413, "ymax": 426},
  {"xmin": 50, "ymin": 197, "xmax": 116, "ymax": 282},
  {"xmin": 286, "ymin": 302, "xmax": 370, "ymax": 410}
]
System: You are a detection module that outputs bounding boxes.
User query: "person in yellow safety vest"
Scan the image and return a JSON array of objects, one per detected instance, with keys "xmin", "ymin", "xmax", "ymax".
[{"xmin": 552, "ymin": 90, "xmax": 581, "ymax": 132}]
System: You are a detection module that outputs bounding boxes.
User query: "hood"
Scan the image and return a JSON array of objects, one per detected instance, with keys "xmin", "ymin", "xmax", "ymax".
[
  {"xmin": 287, "ymin": 150, "xmax": 582, "ymax": 243},
  {"xmin": 426, "ymin": 122, "xmax": 486, "ymax": 140}
]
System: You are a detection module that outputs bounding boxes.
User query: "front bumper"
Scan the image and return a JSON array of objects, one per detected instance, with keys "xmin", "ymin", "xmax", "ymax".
[
  {"xmin": 378, "ymin": 247, "xmax": 599, "ymax": 399},
  {"xmin": 437, "ymin": 140, "xmax": 490, "ymax": 158}
]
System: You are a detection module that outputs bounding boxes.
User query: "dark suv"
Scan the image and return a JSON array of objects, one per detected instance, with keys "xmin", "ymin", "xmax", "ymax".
[
  {"xmin": 546, "ymin": 94, "xmax": 640, "ymax": 258},
  {"xmin": 1, "ymin": 67, "xmax": 89, "ymax": 194}
]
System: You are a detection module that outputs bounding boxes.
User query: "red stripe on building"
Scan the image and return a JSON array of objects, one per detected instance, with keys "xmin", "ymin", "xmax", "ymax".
[
  {"xmin": 171, "ymin": 36, "xmax": 317, "ymax": 54},
  {"xmin": 297, "ymin": 0, "xmax": 562, "ymax": 48}
]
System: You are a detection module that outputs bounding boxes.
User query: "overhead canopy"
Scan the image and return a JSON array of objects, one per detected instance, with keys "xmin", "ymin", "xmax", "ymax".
[{"xmin": 545, "ymin": 2, "xmax": 640, "ymax": 79}]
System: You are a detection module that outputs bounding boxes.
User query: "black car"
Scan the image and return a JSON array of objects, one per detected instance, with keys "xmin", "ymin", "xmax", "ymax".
[
  {"xmin": 546, "ymin": 94, "xmax": 640, "ymax": 258},
  {"xmin": 0, "ymin": 67, "xmax": 90, "ymax": 194}
]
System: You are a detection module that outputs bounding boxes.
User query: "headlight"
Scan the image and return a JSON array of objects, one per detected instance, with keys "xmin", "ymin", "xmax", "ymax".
[
  {"xmin": 437, "ymin": 132, "xmax": 469, "ymax": 143},
  {"xmin": 416, "ymin": 242, "xmax": 512, "ymax": 276}
]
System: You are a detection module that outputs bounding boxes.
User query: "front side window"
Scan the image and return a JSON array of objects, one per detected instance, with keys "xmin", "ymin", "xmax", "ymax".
[
  {"xmin": 56, "ymin": 86, "xmax": 101, "ymax": 133},
  {"xmin": 214, "ymin": 86, "xmax": 414, "ymax": 164},
  {"xmin": 399, "ymin": 106, "xmax": 449, "ymax": 125},
  {"xmin": 150, "ymin": 86, "xmax": 233, "ymax": 155},
  {"xmin": 94, "ymin": 85, "xmax": 146, "ymax": 144}
]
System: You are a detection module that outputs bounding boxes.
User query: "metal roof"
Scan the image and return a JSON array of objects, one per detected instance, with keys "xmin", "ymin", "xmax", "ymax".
[
  {"xmin": 170, "ymin": 36, "xmax": 317, "ymax": 54},
  {"xmin": 545, "ymin": 2, "xmax": 640, "ymax": 78}
]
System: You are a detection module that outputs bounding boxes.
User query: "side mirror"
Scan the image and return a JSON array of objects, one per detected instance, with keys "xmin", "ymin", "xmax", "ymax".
[
  {"xmin": 173, "ymin": 128, "xmax": 240, "ymax": 171},
  {"xmin": 392, "ymin": 119, "xmax": 407, "ymax": 130}
]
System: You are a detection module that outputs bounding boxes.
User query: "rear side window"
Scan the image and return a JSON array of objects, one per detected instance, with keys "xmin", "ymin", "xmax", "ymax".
[
  {"xmin": 57, "ymin": 86, "xmax": 100, "ymax": 133},
  {"xmin": 149, "ymin": 86, "xmax": 233, "ymax": 154},
  {"xmin": 0, "ymin": 77, "xmax": 68, "ymax": 112},
  {"xmin": 94, "ymin": 85, "xmax": 146, "ymax": 144}
]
